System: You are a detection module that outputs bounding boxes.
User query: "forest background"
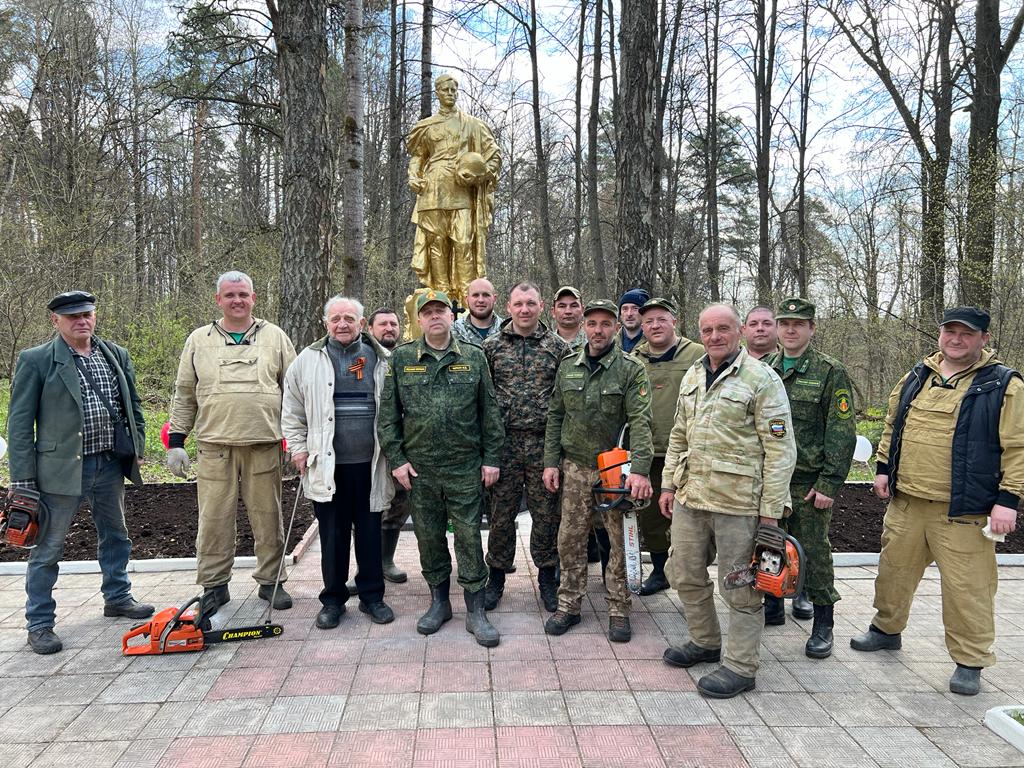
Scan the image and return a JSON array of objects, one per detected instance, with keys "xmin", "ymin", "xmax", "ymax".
[{"xmin": 3, "ymin": 0, "xmax": 1024, "ymax": 481}]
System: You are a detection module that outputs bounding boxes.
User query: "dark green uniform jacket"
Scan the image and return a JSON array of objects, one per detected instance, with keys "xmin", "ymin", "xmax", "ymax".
[
  {"xmin": 8, "ymin": 336, "xmax": 146, "ymax": 494},
  {"xmin": 766, "ymin": 346, "xmax": 856, "ymax": 497},
  {"xmin": 377, "ymin": 335, "xmax": 504, "ymax": 470},
  {"xmin": 634, "ymin": 337, "xmax": 705, "ymax": 456},
  {"xmin": 543, "ymin": 344, "xmax": 654, "ymax": 475}
]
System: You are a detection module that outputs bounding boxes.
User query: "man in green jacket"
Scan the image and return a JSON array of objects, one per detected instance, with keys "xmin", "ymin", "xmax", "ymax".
[
  {"xmin": 7, "ymin": 291, "xmax": 153, "ymax": 655},
  {"xmin": 765, "ymin": 298, "xmax": 856, "ymax": 659},
  {"xmin": 377, "ymin": 289, "xmax": 506, "ymax": 647},
  {"xmin": 542, "ymin": 299, "xmax": 654, "ymax": 643}
]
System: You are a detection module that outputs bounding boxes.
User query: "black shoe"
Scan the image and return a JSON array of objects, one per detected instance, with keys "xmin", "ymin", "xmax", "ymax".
[
  {"xmin": 359, "ymin": 600, "xmax": 396, "ymax": 624},
  {"xmin": 949, "ymin": 664, "xmax": 981, "ymax": 696},
  {"xmin": 663, "ymin": 641, "xmax": 721, "ymax": 668},
  {"xmin": 103, "ymin": 598, "xmax": 155, "ymax": 619},
  {"xmin": 258, "ymin": 584, "xmax": 293, "ymax": 610},
  {"xmin": 464, "ymin": 589, "xmax": 500, "ymax": 647},
  {"xmin": 417, "ymin": 579, "xmax": 453, "ymax": 635},
  {"xmin": 199, "ymin": 585, "xmax": 230, "ymax": 620},
  {"xmin": 850, "ymin": 625, "xmax": 902, "ymax": 652},
  {"xmin": 315, "ymin": 605, "xmax": 344, "ymax": 629},
  {"xmin": 697, "ymin": 666, "xmax": 756, "ymax": 699},
  {"xmin": 544, "ymin": 610, "xmax": 581, "ymax": 636},
  {"xmin": 27, "ymin": 628, "xmax": 63, "ymax": 655},
  {"xmin": 764, "ymin": 594, "xmax": 785, "ymax": 626},
  {"xmin": 484, "ymin": 567, "xmax": 505, "ymax": 611},
  {"xmin": 587, "ymin": 530, "xmax": 600, "ymax": 563},
  {"xmin": 805, "ymin": 604, "xmax": 834, "ymax": 659},
  {"xmin": 381, "ymin": 529, "xmax": 407, "ymax": 584},
  {"xmin": 538, "ymin": 566, "xmax": 558, "ymax": 613},
  {"xmin": 608, "ymin": 616, "xmax": 631, "ymax": 643},
  {"xmin": 639, "ymin": 552, "xmax": 670, "ymax": 595},
  {"xmin": 792, "ymin": 591, "xmax": 813, "ymax": 620}
]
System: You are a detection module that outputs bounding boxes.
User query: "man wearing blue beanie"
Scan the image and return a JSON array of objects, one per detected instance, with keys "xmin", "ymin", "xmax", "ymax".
[{"xmin": 618, "ymin": 288, "xmax": 650, "ymax": 353}]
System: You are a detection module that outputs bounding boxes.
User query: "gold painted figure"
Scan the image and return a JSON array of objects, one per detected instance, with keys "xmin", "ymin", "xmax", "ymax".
[{"xmin": 408, "ymin": 74, "xmax": 501, "ymax": 306}]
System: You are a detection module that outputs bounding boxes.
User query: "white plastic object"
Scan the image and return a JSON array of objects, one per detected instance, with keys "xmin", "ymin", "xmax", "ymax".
[
  {"xmin": 0, "ymin": 435, "xmax": 6, "ymax": 461},
  {"xmin": 853, "ymin": 435, "xmax": 873, "ymax": 463}
]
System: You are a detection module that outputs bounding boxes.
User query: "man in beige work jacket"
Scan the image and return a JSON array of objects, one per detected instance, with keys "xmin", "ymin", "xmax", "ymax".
[
  {"xmin": 166, "ymin": 271, "xmax": 297, "ymax": 613},
  {"xmin": 659, "ymin": 303, "xmax": 796, "ymax": 699}
]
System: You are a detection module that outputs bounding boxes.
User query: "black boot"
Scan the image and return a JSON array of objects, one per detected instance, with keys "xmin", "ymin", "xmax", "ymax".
[
  {"xmin": 464, "ymin": 589, "xmax": 500, "ymax": 647},
  {"xmin": 416, "ymin": 578, "xmax": 453, "ymax": 635},
  {"xmin": 639, "ymin": 552, "xmax": 670, "ymax": 595},
  {"xmin": 764, "ymin": 594, "xmax": 785, "ymax": 626},
  {"xmin": 381, "ymin": 528, "xmax": 407, "ymax": 584},
  {"xmin": 805, "ymin": 604, "xmax": 834, "ymax": 659},
  {"xmin": 538, "ymin": 566, "xmax": 558, "ymax": 613},
  {"xmin": 484, "ymin": 567, "xmax": 506, "ymax": 611},
  {"xmin": 587, "ymin": 531, "xmax": 600, "ymax": 563},
  {"xmin": 595, "ymin": 526, "xmax": 611, "ymax": 585},
  {"xmin": 792, "ymin": 591, "xmax": 813, "ymax": 620}
]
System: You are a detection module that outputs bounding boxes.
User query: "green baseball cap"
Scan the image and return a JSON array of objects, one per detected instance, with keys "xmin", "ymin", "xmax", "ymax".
[
  {"xmin": 583, "ymin": 299, "xmax": 618, "ymax": 318},
  {"xmin": 640, "ymin": 297, "xmax": 678, "ymax": 316},
  {"xmin": 553, "ymin": 285, "xmax": 582, "ymax": 302},
  {"xmin": 415, "ymin": 289, "xmax": 453, "ymax": 313},
  {"xmin": 775, "ymin": 297, "xmax": 815, "ymax": 321}
]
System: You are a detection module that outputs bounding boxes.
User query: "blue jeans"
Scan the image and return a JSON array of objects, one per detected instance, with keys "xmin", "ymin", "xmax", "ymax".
[{"xmin": 25, "ymin": 452, "xmax": 134, "ymax": 631}]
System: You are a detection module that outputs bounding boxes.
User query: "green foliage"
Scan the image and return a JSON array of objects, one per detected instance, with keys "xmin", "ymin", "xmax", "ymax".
[
  {"xmin": 116, "ymin": 304, "xmax": 193, "ymax": 403},
  {"xmin": 1010, "ymin": 710, "xmax": 1024, "ymax": 727}
]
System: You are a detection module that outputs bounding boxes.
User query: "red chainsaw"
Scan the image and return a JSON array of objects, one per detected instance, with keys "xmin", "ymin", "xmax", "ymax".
[
  {"xmin": 1, "ymin": 487, "xmax": 42, "ymax": 549},
  {"xmin": 722, "ymin": 524, "xmax": 806, "ymax": 598}
]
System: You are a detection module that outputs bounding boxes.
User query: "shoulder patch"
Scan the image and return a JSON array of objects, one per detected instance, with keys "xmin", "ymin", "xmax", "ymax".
[
  {"xmin": 834, "ymin": 389, "xmax": 853, "ymax": 419},
  {"xmin": 769, "ymin": 418, "xmax": 787, "ymax": 438}
]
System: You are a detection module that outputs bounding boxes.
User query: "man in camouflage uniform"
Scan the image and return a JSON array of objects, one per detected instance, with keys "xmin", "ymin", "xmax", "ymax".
[
  {"xmin": 452, "ymin": 278, "xmax": 502, "ymax": 345},
  {"xmin": 542, "ymin": 299, "xmax": 654, "ymax": 643},
  {"xmin": 551, "ymin": 286, "xmax": 586, "ymax": 349},
  {"xmin": 482, "ymin": 282, "xmax": 569, "ymax": 612},
  {"xmin": 632, "ymin": 298, "xmax": 704, "ymax": 595},
  {"xmin": 660, "ymin": 303, "xmax": 796, "ymax": 698},
  {"xmin": 377, "ymin": 290, "xmax": 506, "ymax": 647},
  {"xmin": 764, "ymin": 298, "xmax": 856, "ymax": 658}
]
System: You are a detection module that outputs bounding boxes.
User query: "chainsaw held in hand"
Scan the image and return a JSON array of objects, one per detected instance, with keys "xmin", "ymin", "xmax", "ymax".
[
  {"xmin": 1, "ymin": 487, "xmax": 42, "ymax": 549},
  {"xmin": 722, "ymin": 524, "xmax": 806, "ymax": 598},
  {"xmin": 593, "ymin": 427, "xmax": 646, "ymax": 595}
]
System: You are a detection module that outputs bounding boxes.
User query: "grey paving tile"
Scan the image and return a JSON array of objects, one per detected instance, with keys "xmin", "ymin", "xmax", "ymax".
[
  {"xmin": 846, "ymin": 726, "xmax": 956, "ymax": 767},
  {"xmin": 922, "ymin": 726, "xmax": 1024, "ymax": 767},
  {"xmin": 29, "ymin": 673, "xmax": 115, "ymax": 706},
  {"xmin": 782, "ymin": 661, "xmax": 869, "ymax": 693},
  {"xmin": 565, "ymin": 691, "xmax": 644, "ymax": 725},
  {"xmin": 842, "ymin": 660, "xmax": 934, "ymax": 692},
  {"xmin": 0, "ymin": 676, "xmax": 44, "ymax": 709},
  {"xmin": 634, "ymin": 691, "xmax": 717, "ymax": 725},
  {"xmin": 31, "ymin": 739, "xmax": 130, "ymax": 768},
  {"xmin": 942, "ymin": 691, "xmax": 1024, "ymax": 723},
  {"xmin": 260, "ymin": 694, "xmax": 347, "ymax": 733},
  {"xmin": 811, "ymin": 692, "xmax": 910, "ymax": 727},
  {"xmin": 770, "ymin": 726, "xmax": 875, "ymax": 767},
  {"xmin": 746, "ymin": 692, "xmax": 832, "ymax": 727},
  {"xmin": 167, "ymin": 667, "xmax": 220, "ymax": 701},
  {"xmin": 493, "ymin": 691, "xmax": 568, "ymax": 726},
  {"xmin": 0, "ymin": 742, "xmax": 46, "ymax": 768},
  {"xmin": 879, "ymin": 691, "xmax": 970, "ymax": 727},
  {"xmin": 707, "ymin": 695, "xmax": 765, "ymax": 726},
  {"xmin": 726, "ymin": 725, "xmax": 797, "ymax": 768},
  {"xmin": 57, "ymin": 702, "xmax": 160, "ymax": 741},
  {"xmin": 418, "ymin": 691, "xmax": 494, "ymax": 728},
  {"xmin": 178, "ymin": 697, "xmax": 272, "ymax": 737},
  {"xmin": 136, "ymin": 701, "xmax": 201, "ymax": 739},
  {"xmin": 754, "ymin": 661, "xmax": 806, "ymax": 692},
  {"xmin": 97, "ymin": 671, "xmax": 187, "ymax": 704},
  {"xmin": 338, "ymin": 693, "xmax": 419, "ymax": 730},
  {"xmin": 0, "ymin": 647, "xmax": 80, "ymax": 676},
  {"xmin": 0, "ymin": 705, "xmax": 84, "ymax": 744}
]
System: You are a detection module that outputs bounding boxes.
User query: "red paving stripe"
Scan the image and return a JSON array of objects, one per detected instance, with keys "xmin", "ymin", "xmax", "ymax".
[
  {"xmin": 159, "ymin": 735, "xmax": 253, "ymax": 768},
  {"xmin": 243, "ymin": 732, "xmax": 335, "ymax": 768}
]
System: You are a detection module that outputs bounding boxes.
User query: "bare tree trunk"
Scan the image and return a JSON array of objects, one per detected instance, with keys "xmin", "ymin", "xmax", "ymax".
[
  {"xmin": 587, "ymin": 0, "xmax": 610, "ymax": 296},
  {"xmin": 528, "ymin": 0, "xmax": 559, "ymax": 289},
  {"xmin": 341, "ymin": 0, "xmax": 366, "ymax": 298},
  {"xmin": 572, "ymin": 0, "xmax": 587, "ymax": 288},
  {"xmin": 704, "ymin": 0, "xmax": 721, "ymax": 301},
  {"xmin": 795, "ymin": 0, "xmax": 811, "ymax": 295},
  {"xmin": 753, "ymin": 0, "xmax": 778, "ymax": 305},
  {"xmin": 420, "ymin": 0, "xmax": 433, "ymax": 119},
  {"xmin": 387, "ymin": 0, "xmax": 404, "ymax": 303},
  {"xmin": 269, "ymin": 0, "xmax": 333, "ymax": 345},
  {"xmin": 191, "ymin": 100, "xmax": 207, "ymax": 290}
]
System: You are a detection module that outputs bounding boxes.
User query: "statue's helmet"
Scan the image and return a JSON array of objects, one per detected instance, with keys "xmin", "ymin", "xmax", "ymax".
[{"xmin": 455, "ymin": 152, "xmax": 488, "ymax": 187}]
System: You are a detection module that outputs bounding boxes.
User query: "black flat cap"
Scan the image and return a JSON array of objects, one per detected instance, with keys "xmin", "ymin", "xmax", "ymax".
[
  {"xmin": 940, "ymin": 307, "xmax": 990, "ymax": 332},
  {"xmin": 47, "ymin": 291, "xmax": 96, "ymax": 315}
]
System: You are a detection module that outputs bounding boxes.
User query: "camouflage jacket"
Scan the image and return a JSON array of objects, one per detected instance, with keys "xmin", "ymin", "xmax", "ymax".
[
  {"xmin": 663, "ymin": 347, "xmax": 796, "ymax": 518},
  {"xmin": 483, "ymin": 319, "xmax": 569, "ymax": 433},
  {"xmin": 543, "ymin": 344, "xmax": 654, "ymax": 475},
  {"xmin": 633, "ymin": 337, "xmax": 705, "ymax": 455},
  {"xmin": 452, "ymin": 313, "xmax": 503, "ymax": 346},
  {"xmin": 765, "ymin": 346, "xmax": 857, "ymax": 497},
  {"xmin": 378, "ymin": 336, "xmax": 505, "ymax": 470}
]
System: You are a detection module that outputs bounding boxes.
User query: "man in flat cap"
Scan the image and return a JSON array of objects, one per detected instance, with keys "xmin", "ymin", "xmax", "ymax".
[
  {"xmin": 377, "ymin": 289, "xmax": 505, "ymax": 647},
  {"xmin": 765, "ymin": 298, "xmax": 856, "ymax": 658},
  {"xmin": 543, "ymin": 298, "xmax": 654, "ymax": 643},
  {"xmin": 851, "ymin": 307, "xmax": 1023, "ymax": 696},
  {"xmin": 7, "ymin": 291, "xmax": 152, "ymax": 654}
]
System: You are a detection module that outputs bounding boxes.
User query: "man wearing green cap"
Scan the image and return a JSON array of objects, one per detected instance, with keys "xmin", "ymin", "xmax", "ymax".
[
  {"xmin": 632, "ymin": 298, "xmax": 704, "ymax": 595},
  {"xmin": 377, "ymin": 289, "xmax": 506, "ymax": 647},
  {"xmin": 765, "ymin": 297, "xmax": 856, "ymax": 659},
  {"xmin": 542, "ymin": 298, "xmax": 654, "ymax": 643}
]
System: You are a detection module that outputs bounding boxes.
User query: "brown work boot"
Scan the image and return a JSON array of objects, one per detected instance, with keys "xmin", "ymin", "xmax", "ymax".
[
  {"xmin": 544, "ymin": 610, "xmax": 581, "ymax": 636},
  {"xmin": 608, "ymin": 615, "xmax": 632, "ymax": 643}
]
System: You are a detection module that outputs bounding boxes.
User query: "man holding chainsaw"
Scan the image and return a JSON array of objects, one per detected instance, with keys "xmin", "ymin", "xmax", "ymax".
[
  {"xmin": 8, "ymin": 290, "xmax": 153, "ymax": 655},
  {"xmin": 765, "ymin": 297, "xmax": 856, "ymax": 658},
  {"xmin": 632, "ymin": 297, "xmax": 704, "ymax": 596},
  {"xmin": 660, "ymin": 303, "xmax": 796, "ymax": 698},
  {"xmin": 851, "ymin": 306, "xmax": 1023, "ymax": 696},
  {"xmin": 542, "ymin": 298, "xmax": 654, "ymax": 643}
]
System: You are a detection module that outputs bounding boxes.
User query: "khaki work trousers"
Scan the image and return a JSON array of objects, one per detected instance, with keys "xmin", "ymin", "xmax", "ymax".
[
  {"xmin": 195, "ymin": 441, "xmax": 286, "ymax": 588},
  {"xmin": 871, "ymin": 492, "xmax": 998, "ymax": 668},
  {"xmin": 666, "ymin": 502, "xmax": 763, "ymax": 678}
]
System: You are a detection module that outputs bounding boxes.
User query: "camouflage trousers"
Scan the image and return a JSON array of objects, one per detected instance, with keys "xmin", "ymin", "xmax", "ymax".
[
  {"xmin": 782, "ymin": 483, "xmax": 840, "ymax": 606},
  {"xmin": 409, "ymin": 466, "xmax": 487, "ymax": 592},
  {"xmin": 487, "ymin": 430, "xmax": 560, "ymax": 571},
  {"xmin": 636, "ymin": 456, "xmax": 669, "ymax": 553},
  {"xmin": 556, "ymin": 459, "xmax": 631, "ymax": 617},
  {"xmin": 381, "ymin": 482, "xmax": 411, "ymax": 531}
]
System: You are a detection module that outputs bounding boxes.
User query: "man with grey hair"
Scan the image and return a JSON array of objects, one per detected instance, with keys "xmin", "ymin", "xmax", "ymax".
[
  {"xmin": 282, "ymin": 296, "xmax": 395, "ymax": 628},
  {"xmin": 166, "ymin": 271, "xmax": 297, "ymax": 613}
]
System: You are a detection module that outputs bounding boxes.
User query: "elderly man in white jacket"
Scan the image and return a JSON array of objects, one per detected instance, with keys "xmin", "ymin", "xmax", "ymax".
[{"xmin": 282, "ymin": 296, "xmax": 396, "ymax": 629}]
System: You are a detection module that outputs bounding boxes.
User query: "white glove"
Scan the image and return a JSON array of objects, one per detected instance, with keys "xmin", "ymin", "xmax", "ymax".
[{"xmin": 166, "ymin": 447, "xmax": 191, "ymax": 478}]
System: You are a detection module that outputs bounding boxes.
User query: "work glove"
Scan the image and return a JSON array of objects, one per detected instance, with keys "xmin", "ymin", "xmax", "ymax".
[{"xmin": 166, "ymin": 447, "xmax": 190, "ymax": 478}]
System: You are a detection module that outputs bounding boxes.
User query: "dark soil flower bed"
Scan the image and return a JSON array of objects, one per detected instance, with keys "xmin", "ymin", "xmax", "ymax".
[{"xmin": 1, "ymin": 481, "xmax": 1021, "ymax": 562}]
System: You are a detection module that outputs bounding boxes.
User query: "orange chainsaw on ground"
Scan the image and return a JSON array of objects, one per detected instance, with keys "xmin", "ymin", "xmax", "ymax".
[{"xmin": 722, "ymin": 524, "xmax": 806, "ymax": 598}]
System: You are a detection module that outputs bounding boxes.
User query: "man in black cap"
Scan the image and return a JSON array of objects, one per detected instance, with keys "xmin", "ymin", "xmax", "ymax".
[
  {"xmin": 7, "ymin": 291, "xmax": 153, "ymax": 654},
  {"xmin": 617, "ymin": 287, "xmax": 650, "ymax": 353},
  {"xmin": 851, "ymin": 307, "xmax": 1023, "ymax": 696}
]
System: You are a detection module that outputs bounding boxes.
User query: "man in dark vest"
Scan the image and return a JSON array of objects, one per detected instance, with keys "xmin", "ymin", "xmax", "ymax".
[{"xmin": 851, "ymin": 307, "xmax": 1023, "ymax": 696}]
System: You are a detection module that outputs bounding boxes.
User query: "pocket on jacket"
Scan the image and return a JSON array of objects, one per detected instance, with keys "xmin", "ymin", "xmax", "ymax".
[
  {"xmin": 218, "ymin": 358, "xmax": 259, "ymax": 384},
  {"xmin": 706, "ymin": 459, "xmax": 759, "ymax": 509},
  {"xmin": 196, "ymin": 445, "xmax": 229, "ymax": 480},
  {"xmin": 250, "ymin": 443, "xmax": 283, "ymax": 475},
  {"xmin": 36, "ymin": 441, "xmax": 57, "ymax": 453}
]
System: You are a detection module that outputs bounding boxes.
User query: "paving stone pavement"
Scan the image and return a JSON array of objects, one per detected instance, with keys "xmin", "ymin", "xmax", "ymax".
[{"xmin": 1, "ymin": 516, "xmax": 1023, "ymax": 767}]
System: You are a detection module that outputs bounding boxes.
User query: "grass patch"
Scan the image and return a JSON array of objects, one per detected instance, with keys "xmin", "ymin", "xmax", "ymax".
[{"xmin": 1011, "ymin": 710, "xmax": 1024, "ymax": 727}]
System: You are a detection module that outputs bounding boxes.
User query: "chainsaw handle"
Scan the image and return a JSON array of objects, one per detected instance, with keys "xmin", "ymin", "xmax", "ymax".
[
  {"xmin": 158, "ymin": 595, "xmax": 201, "ymax": 652},
  {"xmin": 122, "ymin": 620, "xmax": 155, "ymax": 654}
]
